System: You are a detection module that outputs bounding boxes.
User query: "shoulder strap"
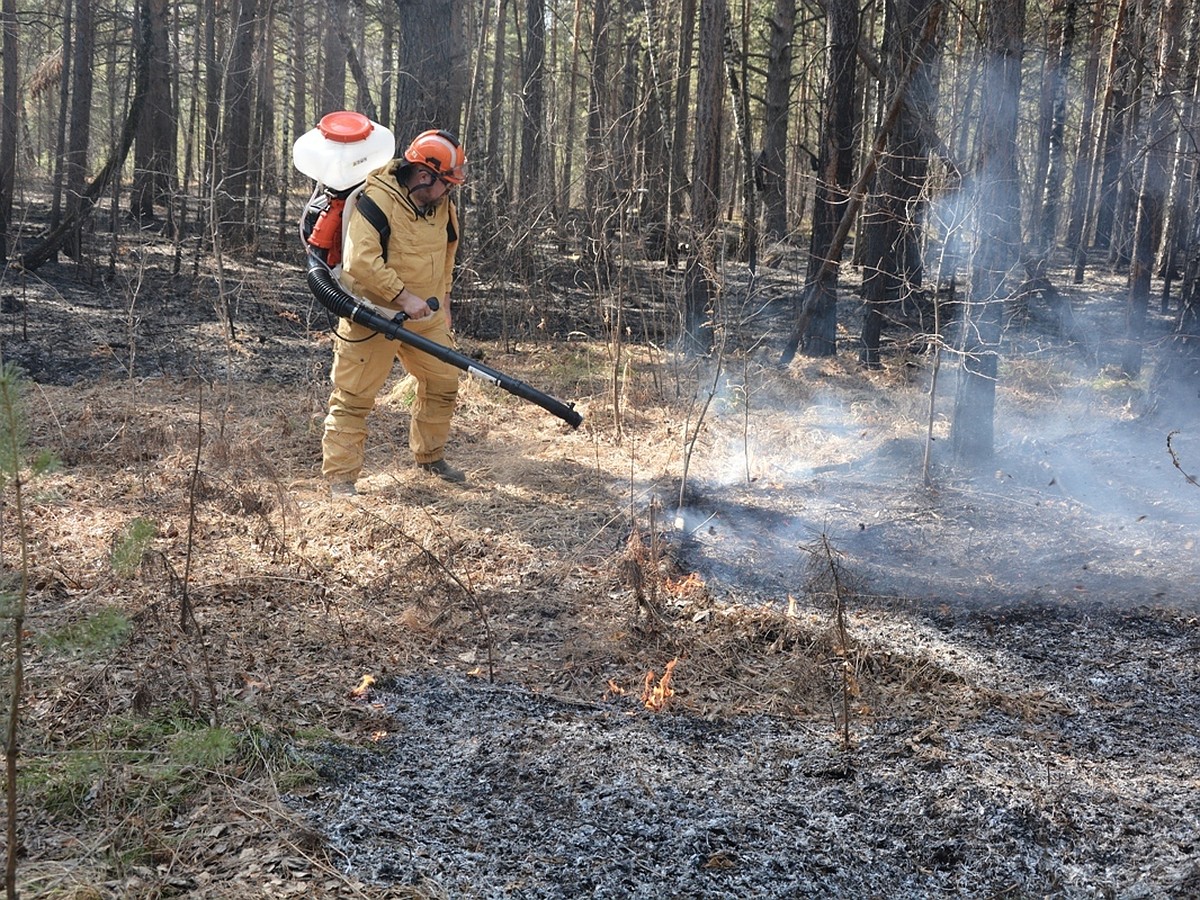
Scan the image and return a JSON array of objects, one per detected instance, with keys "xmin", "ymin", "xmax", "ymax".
[{"xmin": 356, "ymin": 193, "xmax": 391, "ymax": 262}]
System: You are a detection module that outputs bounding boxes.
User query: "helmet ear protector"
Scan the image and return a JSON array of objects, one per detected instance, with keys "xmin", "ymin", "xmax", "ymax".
[{"xmin": 404, "ymin": 130, "xmax": 468, "ymax": 185}]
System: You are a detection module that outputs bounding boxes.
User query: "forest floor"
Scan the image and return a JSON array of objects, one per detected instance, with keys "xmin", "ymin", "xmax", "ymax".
[{"xmin": 3, "ymin": 237, "xmax": 1199, "ymax": 899}]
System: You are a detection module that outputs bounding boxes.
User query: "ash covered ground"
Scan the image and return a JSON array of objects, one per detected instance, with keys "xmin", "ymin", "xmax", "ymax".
[
  {"xmin": 291, "ymin": 362, "xmax": 1200, "ymax": 898},
  {"xmin": 295, "ymin": 613, "xmax": 1199, "ymax": 899}
]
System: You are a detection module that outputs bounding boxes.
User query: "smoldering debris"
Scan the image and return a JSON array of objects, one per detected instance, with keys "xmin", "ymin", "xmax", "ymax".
[{"xmin": 292, "ymin": 666, "xmax": 1199, "ymax": 899}]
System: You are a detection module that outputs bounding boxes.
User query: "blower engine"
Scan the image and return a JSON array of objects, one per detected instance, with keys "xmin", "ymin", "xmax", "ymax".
[{"xmin": 293, "ymin": 111, "xmax": 583, "ymax": 430}]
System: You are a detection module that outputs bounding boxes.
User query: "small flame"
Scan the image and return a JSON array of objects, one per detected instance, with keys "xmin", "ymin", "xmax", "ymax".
[
  {"xmin": 665, "ymin": 572, "xmax": 706, "ymax": 599},
  {"xmin": 349, "ymin": 673, "xmax": 376, "ymax": 699},
  {"xmin": 641, "ymin": 658, "xmax": 679, "ymax": 712},
  {"xmin": 606, "ymin": 679, "xmax": 626, "ymax": 697}
]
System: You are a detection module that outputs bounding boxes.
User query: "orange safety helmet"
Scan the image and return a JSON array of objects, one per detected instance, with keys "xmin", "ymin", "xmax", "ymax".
[{"xmin": 404, "ymin": 130, "xmax": 468, "ymax": 185}]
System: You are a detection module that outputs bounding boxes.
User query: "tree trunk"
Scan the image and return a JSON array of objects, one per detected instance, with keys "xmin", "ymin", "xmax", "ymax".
[
  {"xmin": 1065, "ymin": 0, "xmax": 1113, "ymax": 282},
  {"xmin": 683, "ymin": 0, "xmax": 726, "ymax": 355},
  {"xmin": 18, "ymin": 11, "xmax": 149, "ymax": 272},
  {"xmin": 584, "ymin": 0, "xmax": 614, "ymax": 280},
  {"xmin": 1103, "ymin": 0, "xmax": 1152, "ymax": 269},
  {"xmin": 557, "ymin": 0, "xmax": 583, "ymax": 238},
  {"xmin": 1033, "ymin": 0, "xmax": 1078, "ymax": 267},
  {"xmin": 327, "ymin": 0, "xmax": 377, "ymax": 122},
  {"xmin": 1122, "ymin": 0, "xmax": 1187, "ymax": 378},
  {"xmin": 950, "ymin": 0, "xmax": 1025, "ymax": 465},
  {"xmin": 64, "ymin": 0, "xmax": 95, "ymax": 261},
  {"xmin": 638, "ymin": 0, "xmax": 671, "ymax": 261},
  {"xmin": 131, "ymin": 0, "xmax": 175, "ymax": 220},
  {"xmin": 1179, "ymin": 207, "xmax": 1200, "ymax": 342},
  {"xmin": 801, "ymin": 0, "xmax": 858, "ymax": 356},
  {"xmin": 50, "ymin": 0, "xmax": 73, "ymax": 233},
  {"xmin": 476, "ymin": 0, "xmax": 509, "ymax": 255},
  {"xmin": 762, "ymin": 0, "xmax": 795, "ymax": 245},
  {"xmin": 321, "ymin": 1, "xmax": 346, "ymax": 114},
  {"xmin": 0, "ymin": 0, "xmax": 17, "ymax": 263},
  {"xmin": 220, "ymin": 0, "xmax": 258, "ymax": 250},
  {"xmin": 291, "ymin": 0, "xmax": 309, "ymax": 138},
  {"xmin": 519, "ymin": 0, "xmax": 545, "ymax": 204},
  {"xmin": 1157, "ymin": 0, "xmax": 1200, "ymax": 310},
  {"xmin": 859, "ymin": 0, "xmax": 939, "ymax": 367},
  {"xmin": 253, "ymin": 10, "xmax": 276, "ymax": 240},
  {"xmin": 667, "ymin": 0, "xmax": 697, "ymax": 269},
  {"xmin": 394, "ymin": 0, "xmax": 466, "ymax": 132},
  {"xmin": 1091, "ymin": 0, "xmax": 1133, "ymax": 254},
  {"xmin": 202, "ymin": 0, "xmax": 221, "ymax": 234},
  {"xmin": 723, "ymin": 6, "xmax": 756, "ymax": 268}
]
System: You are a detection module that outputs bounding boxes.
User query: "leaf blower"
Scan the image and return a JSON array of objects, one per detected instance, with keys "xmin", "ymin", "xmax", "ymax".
[{"xmin": 293, "ymin": 111, "xmax": 583, "ymax": 429}]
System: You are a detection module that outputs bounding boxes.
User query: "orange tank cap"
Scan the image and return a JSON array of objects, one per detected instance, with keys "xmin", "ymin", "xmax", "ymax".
[{"xmin": 317, "ymin": 111, "xmax": 374, "ymax": 144}]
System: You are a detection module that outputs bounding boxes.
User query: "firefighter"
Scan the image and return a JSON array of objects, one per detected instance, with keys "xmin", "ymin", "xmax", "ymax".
[{"xmin": 322, "ymin": 129, "xmax": 468, "ymax": 496}]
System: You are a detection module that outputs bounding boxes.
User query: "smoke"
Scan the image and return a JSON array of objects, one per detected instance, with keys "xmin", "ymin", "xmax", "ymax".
[{"xmin": 669, "ymin": 338, "xmax": 1200, "ymax": 612}]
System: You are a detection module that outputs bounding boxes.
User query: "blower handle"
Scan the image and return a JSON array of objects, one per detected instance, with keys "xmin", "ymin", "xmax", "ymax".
[{"xmin": 396, "ymin": 296, "xmax": 439, "ymax": 322}]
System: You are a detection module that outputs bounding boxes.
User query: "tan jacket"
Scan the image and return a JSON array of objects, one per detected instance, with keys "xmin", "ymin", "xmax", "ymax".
[{"xmin": 339, "ymin": 162, "xmax": 459, "ymax": 309}]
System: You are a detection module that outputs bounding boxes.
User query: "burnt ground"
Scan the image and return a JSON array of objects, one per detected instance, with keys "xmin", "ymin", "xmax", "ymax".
[
  {"xmin": 5, "ymin": 237, "xmax": 1200, "ymax": 898},
  {"xmin": 288, "ymin": 324, "xmax": 1200, "ymax": 897}
]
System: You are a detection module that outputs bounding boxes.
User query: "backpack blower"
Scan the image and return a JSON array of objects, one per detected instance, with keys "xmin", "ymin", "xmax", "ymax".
[{"xmin": 293, "ymin": 111, "xmax": 583, "ymax": 429}]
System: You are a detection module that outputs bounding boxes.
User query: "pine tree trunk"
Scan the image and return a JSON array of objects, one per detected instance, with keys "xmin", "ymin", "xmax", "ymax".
[
  {"xmin": 557, "ymin": 0, "xmax": 583, "ymax": 237},
  {"xmin": 327, "ymin": 0, "xmax": 377, "ymax": 122},
  {"xmin": 380, "ymin": 4, "xmax": 394, "ymax": 131},
  {"xmin": 683, "ymin": 0, "xmax": 726, "ymax": 355},
  {"xmin": 220, "ymin": 0, "xmax": 258, "ymax": 250},
  {"xmin": 477, "ymin": 0, "xmax": 509, "ymax": 251},
  {"xmin": 395, "ymin": 0, "xmax": 466, "ymax": 131},
  {"xmin": 667, "ymin": 0, "xmax": 696, "ymax": 269},
  {"xmin": 802, "ymin": 0, "xmax": 858, "ymax": 356},
  {"xmin": 1091, "ymin": 0, "xmax": 1133, "ymax": 254},
  {"xmin": 762, "ymin": 0, "xmax": 795, "ymax": 245},
  {"xmin": 1033, "ymin": 0, "xmax": 1078, "ymax": 266},
  {"xmin": 951, "ymin": 0, "xmax": 1025, "ymax": 465},
  {"xmin": 64, "ymin": 0, "xmax": 95, "ymax": 261},
  {"xmin": 1156, "ymin": 0, "xmax": 1200, "ymax": 310},
  {"xmin": 50, "ymin": 0, "xmax": 73, "ymax": 233},
  {"xmin": 859, "ymin": 0, "xmax": 938, "ymax": 367},
  {"xmin": 1103, "ymin": 0, "xmax": 1152, "ymax": 269},
  {"xmin": 0, "ymin": 0, "xmax": 15, "ymax": 262},
  {"xmin": 723, "ymin": 5, "xmax": 756, "ymax": 267},
  {"xmin": 638, "ymin": 0, "xmax": 671, "ymax": 262},
  {"xmin": 1122, "ymin": 0, "xmax": 1187, "ymax": 377},
  {"xmin": 131, "ymin": 0, "xmax": 175, "ymax": 220},
  {"xmin": 584, "ymin": 0, "xmax": 614, "ymax": 279},
  {"xmin": 1065, "ymin": 0, "xmax": 1112, "ymax": 282},
  {"xmin": 291, "ymin": 0, "xmax": 308, "ymax": 138},
  {"xmin": 321, "ymin": 2, "xmax": 346, "ymax": 113},
  {"xmin": 519, "ymin": 0, "xmax": 545, "ymax": 203}
]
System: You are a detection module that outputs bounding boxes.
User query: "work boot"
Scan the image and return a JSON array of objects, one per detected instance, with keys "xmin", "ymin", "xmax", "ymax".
[
  {"xmin": 329, "ymin": 480, "xmax": 358, "ymax": 499},
  {"xmin": 417, "ymin": 458, "xmax": 466, "ymax": 484}
]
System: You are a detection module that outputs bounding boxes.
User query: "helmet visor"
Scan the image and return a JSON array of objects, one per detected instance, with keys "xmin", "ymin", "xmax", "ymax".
[{"xmin": 437, "ymin": 161, "xmax": 467, "ymax": 186}]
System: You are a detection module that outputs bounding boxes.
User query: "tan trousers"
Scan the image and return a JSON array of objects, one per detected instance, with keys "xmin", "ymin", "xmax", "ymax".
[{"xmin": 321, "ymin": 310, "xmax": 460, "ymax": 482}]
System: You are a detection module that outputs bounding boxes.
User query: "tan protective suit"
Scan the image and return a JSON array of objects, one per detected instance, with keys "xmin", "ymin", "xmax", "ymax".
[{"xmin": 321, "ymin": 163, "xmax": 461, "ymax": 483}]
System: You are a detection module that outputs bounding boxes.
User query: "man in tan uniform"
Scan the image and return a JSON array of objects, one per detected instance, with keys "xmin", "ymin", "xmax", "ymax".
[{"xmin": 322, "ymin": 130, "xmax": 468, "ymax": 496}]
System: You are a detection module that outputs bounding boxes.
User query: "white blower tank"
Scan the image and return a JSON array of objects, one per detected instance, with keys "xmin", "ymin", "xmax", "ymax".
[{"xmin": 293, "ymin": 111, "xmax": 396, "ymax": 191}]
